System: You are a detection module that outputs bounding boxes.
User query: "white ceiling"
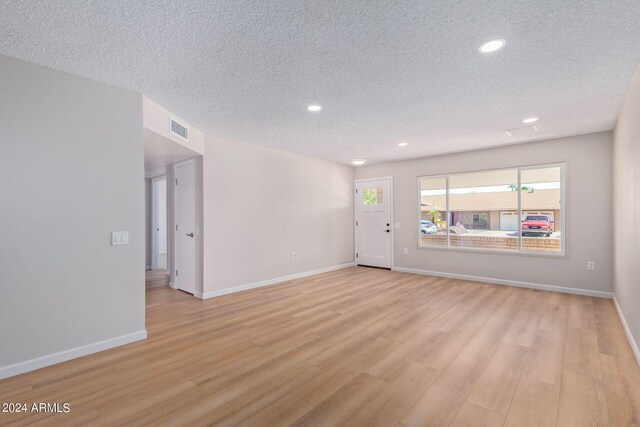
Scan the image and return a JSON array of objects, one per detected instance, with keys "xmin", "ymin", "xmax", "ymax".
[
  {"xmin": 144, "ymin": 129, "xmax": 200, "ymax": 178},
  {"xmin": 1, "ymin": 1, "xmax": 639, "ymax": 165}
]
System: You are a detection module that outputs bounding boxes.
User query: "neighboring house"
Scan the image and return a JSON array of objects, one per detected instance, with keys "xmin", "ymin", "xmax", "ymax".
[{"xmin": 421, "ymin": 188, "xmax": 561, "ymax": 231}]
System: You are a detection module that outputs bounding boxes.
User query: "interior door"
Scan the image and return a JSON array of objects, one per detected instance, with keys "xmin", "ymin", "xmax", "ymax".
[
  {"xmin": 355, "ymin": 178, "xmax": 392, "ymax": 268},
  {"xmin": 175, "ymin": 160, "xmax": 196, "ymax": 294},
  {"xmin": 153, "ymin": 177, "xmax": 168, "ymax": 271}
]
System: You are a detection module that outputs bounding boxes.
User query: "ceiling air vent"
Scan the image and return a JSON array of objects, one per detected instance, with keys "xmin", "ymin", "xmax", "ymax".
[{"xmin": 170, "ymin": 117, "xmax": 189, "ymax": 141}]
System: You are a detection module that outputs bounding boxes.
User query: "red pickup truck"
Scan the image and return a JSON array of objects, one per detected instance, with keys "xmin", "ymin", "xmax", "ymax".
[{"xmin": 521, "ymin": 215, "xmax": 554, "ymax": 237}]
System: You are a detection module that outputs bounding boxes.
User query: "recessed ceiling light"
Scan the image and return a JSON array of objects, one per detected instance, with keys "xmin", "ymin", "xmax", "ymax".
[
  {"xmin": 398, "ymin": 142, "xmax": 408, "ymax": 147},
  {"xmin": 522, "ymin": 117, "xmax": 539, "ymax": 124},
  {"xmin": 351, "ymin": 159, "xmax": 367, "ymax": 166},
  {"xmin": 307, "ymin": 105, "xmax": 322, "ymax": 112},
  {"xmin": 479, "ymin": 39, "xmax": 506, "ymax": 53}
]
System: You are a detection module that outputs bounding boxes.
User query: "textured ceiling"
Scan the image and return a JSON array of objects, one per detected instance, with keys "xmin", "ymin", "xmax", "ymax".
[{"xmin": 1, "ymin": 1, "xmax": 640, "ymax": 165}]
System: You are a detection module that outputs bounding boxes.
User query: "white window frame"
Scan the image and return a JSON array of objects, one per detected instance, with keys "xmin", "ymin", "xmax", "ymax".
[{"xmin": 417, "ymin": 162, "xmax": 567, "ymax": 257}]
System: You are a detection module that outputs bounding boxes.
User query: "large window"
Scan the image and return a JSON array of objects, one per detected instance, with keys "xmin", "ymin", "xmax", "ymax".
[{"xmin": 419, "ymin": 163, "xmax": 565, "ymax": 254}]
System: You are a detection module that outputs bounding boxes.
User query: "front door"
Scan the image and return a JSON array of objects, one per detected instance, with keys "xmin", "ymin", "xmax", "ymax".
[{"xmin": 355, "ymin": 178, "xmax": 392, "ymax": 269}]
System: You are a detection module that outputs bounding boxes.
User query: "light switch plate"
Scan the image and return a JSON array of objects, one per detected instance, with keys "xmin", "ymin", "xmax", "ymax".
[{"xmin": 112, "ymin": 231, "xmax": 129, "ymax": 246}]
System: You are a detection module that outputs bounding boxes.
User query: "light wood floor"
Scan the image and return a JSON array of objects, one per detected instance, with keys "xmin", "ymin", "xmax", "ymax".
[
  {"xmin": 145, "ymin": 269, "xmax": 170, "ymax": 289},
  {"xmin": 1, "ymin": 267, "xmax": 639, "ymax": 426}
]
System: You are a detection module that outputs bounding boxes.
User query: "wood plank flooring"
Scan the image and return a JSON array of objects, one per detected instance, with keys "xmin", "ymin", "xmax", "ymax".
[
  {"xmin": 145, "ymin": 269, "xmax": 170, "ymax": 289},
  {"xmin": 1, "ymin": 267, "xmax": 639, "ymax": 426}
]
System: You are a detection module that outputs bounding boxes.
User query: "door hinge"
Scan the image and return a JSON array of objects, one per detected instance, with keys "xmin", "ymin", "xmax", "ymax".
[
  {"xmin": 355, "ymin": 188, "xmax": 358, "ymax": 194},
  {"xmin": 356, "ymin": 220, "xmax": 358, "ymax": 226},
  {"xmin": 174, "ymin": 178, "xmax": 178, "ymax": 186},
  {"xmin": 176, "ymin": 270, "xmax": 179, "ymax": 276},
  {"xmin": 176, "ymin": 224, "xmax": 178, "ymax": 231},
  {"xmin": 356, "ymin": 253, "xmax": 359, "ymax": 258}
]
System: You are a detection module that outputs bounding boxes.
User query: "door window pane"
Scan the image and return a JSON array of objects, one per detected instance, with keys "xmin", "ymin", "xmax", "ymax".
[
  {"xmin": 364, "ymin": 188, "xmax": 383, "ymax": 205},
  {"xmin": 419, "ymin": 177, "xmax": 447, "ymax": 246},
  {"xmin": 521, "ymin": 166, "xmax": 562, "ymax": 253}
]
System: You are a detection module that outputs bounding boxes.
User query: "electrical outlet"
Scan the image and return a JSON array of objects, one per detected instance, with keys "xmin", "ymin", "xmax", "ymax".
[
  {"xmin": 291, "ymin": 251, "xmax": 298, "ymax": 260},
  {"xmin": 587, "ymin": 261, "xmax": 595, "ymax": 271},
  {"xmin": 403, "ymin": 248, "xmax": 409, "ymax": 255}
]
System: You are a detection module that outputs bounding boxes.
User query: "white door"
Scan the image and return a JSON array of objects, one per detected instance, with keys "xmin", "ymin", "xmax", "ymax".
[
  {"xmin": 152, "ymin": 177, "xmax": 168, "ymax": 270},
  {"xmin": 355, "ymin": 178, "xmax": 392, "ymax": 268},
  {"xmin": 175, "ymin": 160, "xmax": 196, "ymax": 294}
]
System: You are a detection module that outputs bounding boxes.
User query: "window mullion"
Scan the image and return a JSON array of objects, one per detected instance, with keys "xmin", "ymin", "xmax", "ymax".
[
  {"xmin": 446, "ymin": 175, "xmax": 450, "ymax": 248},
  {"xmin": 517, "ymin": 168, "xmax": 522, "ymax": 252}
]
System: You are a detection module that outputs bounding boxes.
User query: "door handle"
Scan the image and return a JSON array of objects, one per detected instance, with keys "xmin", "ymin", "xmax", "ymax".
[{"xmin": 186, "ymin": 233, "xmax": 194, "ymax": 238}]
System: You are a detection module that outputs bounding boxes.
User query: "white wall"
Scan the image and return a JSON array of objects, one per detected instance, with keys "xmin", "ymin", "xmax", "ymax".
[
  {"xmin": 355, "ymin": 132, "xmax": 613, "ymax": 295},
  {"xmin": 613, "ymin": 65, "xmax": 640, "ymax": 362},
  {"xmin": 142, "ymin": 96, "xmax": 205, "ymax": 155},
  {"xmin": 0, "ymin": 55, "xmax": 146, "ymax": 376},
  {"xmin": 202, "ymin": 137, "xmax": 354, "ymax": 296}
]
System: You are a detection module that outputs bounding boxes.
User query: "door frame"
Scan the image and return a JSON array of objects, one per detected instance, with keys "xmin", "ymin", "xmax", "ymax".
[
  {"xmin": 354, "ymin": 176, "xmax": 394, "ymax": 269},
  {"xmin": 173, "ymin": 158, "xmax": 196, "ymax": 293},
  {"xmin": 150, "ymin": 175, "xmax": 167, "ymax": 270}
]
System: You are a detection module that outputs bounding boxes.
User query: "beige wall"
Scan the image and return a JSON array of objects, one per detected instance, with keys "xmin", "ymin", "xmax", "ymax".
[
  {"xmin": 0, "ymin": 55, "xmax": 145, "ymax": 374},
  {"xmin": 613, "ymin": 64, "xmax": 640, "ymax": 360},
  {"xmin": 489, "ymin": 211, "xmax": 500, "ymax": 230},
  {"xmin": 202, "ymin": 137, "xmax": 354, "ymax": 295},
  {"xmin": 355, "ymin": 132, "xmax": 613, "ymax": 294},
  {"xmin": 421, "ymin": 188, "xmax": 560, "ymax": 211}
]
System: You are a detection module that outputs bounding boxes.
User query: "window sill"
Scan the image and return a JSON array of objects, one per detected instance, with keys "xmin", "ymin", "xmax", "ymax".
[{"xmin": 416, "ymin": 243, "xmax": 567, "ymax": 259}]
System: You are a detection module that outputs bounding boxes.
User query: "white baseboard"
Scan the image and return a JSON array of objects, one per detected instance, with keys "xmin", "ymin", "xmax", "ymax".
[
  {"xmin": 0, "ymin": 330, "xmax": 147, "ymax": 380},
  {"xmin": 198, "ymin": 263, "xmax": 356, "ymax": 300},
  {"xmin": 613, "ymin": 295, "xmax": 640, "ymax": 367},
  {"xmin": 169, "ymin": 281, "xmax": 177, "ymax": 289},
  {"xmin": 392, "ymin": 267, "xmax": 613, "ymax": 299}
]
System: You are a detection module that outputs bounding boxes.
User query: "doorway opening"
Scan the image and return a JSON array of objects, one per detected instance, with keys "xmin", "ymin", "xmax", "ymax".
[{"xmin": 143, "ymin": 127, "xmax": 202, "ymax": 296}]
